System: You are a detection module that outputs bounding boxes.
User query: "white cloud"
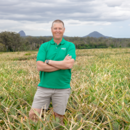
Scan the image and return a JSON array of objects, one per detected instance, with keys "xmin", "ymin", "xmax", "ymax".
[
  {"xmin": 0, "ymin": 0, "xmax": 130, "ymax": 22},
  {"xmin": 65, "ymin": 20, "xmax": 111, "ymax": 26},
  {"xmin": 0, "ymin": 20, "xmax": 51, "ymax": 33},
  {"xmin": 0, "ymin": 0, "xmax": 130, "ymax": 37},
  {"xmin": 104, "ymin": 0, "xmax": 123, "ymax": 7}
]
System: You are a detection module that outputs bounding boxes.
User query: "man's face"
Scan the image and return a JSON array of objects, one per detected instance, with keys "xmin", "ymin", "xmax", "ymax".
[{"xmin": 51, "ymin": 23, "xmax": 65, "ymax": 40}]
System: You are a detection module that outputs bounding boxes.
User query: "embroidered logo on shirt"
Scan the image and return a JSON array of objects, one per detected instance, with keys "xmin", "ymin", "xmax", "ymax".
[{"xmin": 61, "ymin": 48, "xmax": 66, "ymax": 50}]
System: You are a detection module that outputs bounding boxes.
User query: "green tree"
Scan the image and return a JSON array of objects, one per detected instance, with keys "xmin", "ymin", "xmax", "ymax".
[{"xmin": 0, "ymin": 31, "xmax": 21, "ymax": 51}]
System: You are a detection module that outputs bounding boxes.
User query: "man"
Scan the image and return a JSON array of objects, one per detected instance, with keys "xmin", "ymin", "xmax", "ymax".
[{"xmin": 29, "ymin": 19, "xmax": 76, "ymax": 124}]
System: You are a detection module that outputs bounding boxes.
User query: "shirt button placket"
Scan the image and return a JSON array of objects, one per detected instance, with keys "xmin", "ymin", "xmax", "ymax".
[{"xmin": 56, "ymin": 46, "xmax": 58, "ymax": 53}]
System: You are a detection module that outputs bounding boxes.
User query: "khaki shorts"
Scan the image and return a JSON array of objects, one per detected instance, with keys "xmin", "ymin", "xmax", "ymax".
[{"xmin": 32, "ymin": 86, "xmax": 71, "ymax": 115}]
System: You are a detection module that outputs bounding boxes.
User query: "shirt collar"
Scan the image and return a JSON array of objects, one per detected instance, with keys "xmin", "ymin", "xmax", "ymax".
[{"xmin": 50, "ymin": 38, "xmax": 65, "ymax": 45}]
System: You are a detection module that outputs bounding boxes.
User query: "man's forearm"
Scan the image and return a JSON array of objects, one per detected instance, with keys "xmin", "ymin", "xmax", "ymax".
[
  {"xmin": 37, "ymin": 61, "xmax": 59, "ymax": 72},
  {"xmin": 49, "ymin": 59, "xmax": 74, "ymax": 70}
]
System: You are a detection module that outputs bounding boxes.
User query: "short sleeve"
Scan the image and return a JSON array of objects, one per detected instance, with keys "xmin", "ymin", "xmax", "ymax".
[
  {"xmin": 36, "ymin": 44, "xmax": 46, "ymax": 62},
  {"xmin": 67, "ymin": 43, "xmax": 76, "ymax": 60}
]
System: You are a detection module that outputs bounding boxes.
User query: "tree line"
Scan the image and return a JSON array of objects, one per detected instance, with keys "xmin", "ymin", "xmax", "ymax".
[{"xmin": 0, "ymin": 31, "xmax": 130, "ymax": 52}]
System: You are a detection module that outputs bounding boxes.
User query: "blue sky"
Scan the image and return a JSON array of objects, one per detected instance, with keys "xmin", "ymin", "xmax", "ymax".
[{"xmin": 0, "ymin": 0, "xmax": 130, "ymax": 38}]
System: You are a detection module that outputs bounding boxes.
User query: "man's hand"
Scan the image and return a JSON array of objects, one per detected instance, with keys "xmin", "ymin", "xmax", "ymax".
[
  {"xmin": 64, "ymin": 54, "xmax": 72, "ymax": 60},
  {"xmin": 48, "ymin": 54, "xmax": 75, "ymax": 70},
  {"xmin": 45, "ymin": 55, "xmax": 72, "ymax": 63}
]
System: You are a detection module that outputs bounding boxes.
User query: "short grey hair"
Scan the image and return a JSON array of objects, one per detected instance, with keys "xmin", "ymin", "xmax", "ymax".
[{"xmin": 52, "ymin": 19, "xmax": 64, "ymax": 28}]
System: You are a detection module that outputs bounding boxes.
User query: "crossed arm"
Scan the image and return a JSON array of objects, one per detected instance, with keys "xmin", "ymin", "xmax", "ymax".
[{"xmin": 37, "ymin": 55, "xmax": 75, "ymax": 72}]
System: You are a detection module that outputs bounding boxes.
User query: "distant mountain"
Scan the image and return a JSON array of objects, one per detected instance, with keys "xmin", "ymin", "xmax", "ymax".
[
  {"xmin": 19, "ymin": 30, "xmax": 26, "ymax": 37},
  {"xmin": 18, "ymin": 30, "xmax": 111, "ymax": 38},
  {"xmin": 83, "ymin": 31, "xmax": 110, "ymax": 38}
]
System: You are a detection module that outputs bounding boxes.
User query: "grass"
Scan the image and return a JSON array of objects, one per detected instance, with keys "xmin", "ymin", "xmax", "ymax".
[{"xmin": 0, "ymin": 48, "xmax": 130, "ymax": 129}]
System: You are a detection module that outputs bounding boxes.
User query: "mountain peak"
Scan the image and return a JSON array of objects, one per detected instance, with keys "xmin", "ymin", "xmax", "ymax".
[
  {"xmin": 83, "ymin": 31, "xmax": 108, "ymax": 38},
  {"xmin": 19, "ymin": 30, "xmax": 26, "ymax": 37}
]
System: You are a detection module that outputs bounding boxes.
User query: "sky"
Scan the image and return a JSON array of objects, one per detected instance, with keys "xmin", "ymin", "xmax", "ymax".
[{"xmin": 0, "ymin": 0, "xmax": 130, "ymax": 38}]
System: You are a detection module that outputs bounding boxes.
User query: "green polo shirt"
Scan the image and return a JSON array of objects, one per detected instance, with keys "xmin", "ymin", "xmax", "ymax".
[{"xmin": 36, "ymin": 38, "xmax": 76, "ymax": 89}]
